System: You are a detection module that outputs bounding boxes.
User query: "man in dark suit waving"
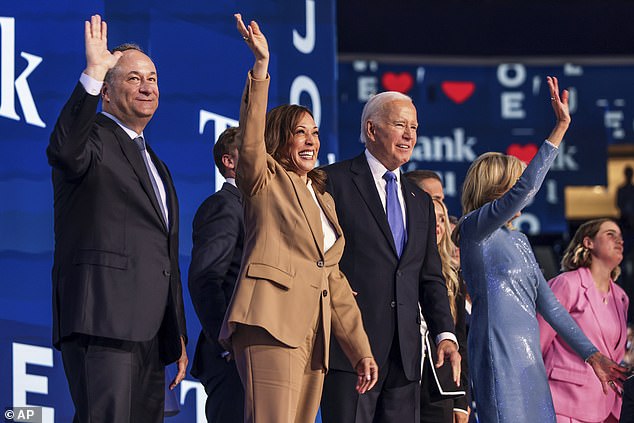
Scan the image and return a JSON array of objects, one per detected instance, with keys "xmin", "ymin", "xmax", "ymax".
[
  {"xmin": 46, "ymin": 15, "xmax": 187, "ymax": 422},
  {"xmin": 321, "ymin": 91, "xmax": 460, "ymax": 422},
  {"xmin": 189, "ymin": 127, "xmax": 245, "ymax": 423}
]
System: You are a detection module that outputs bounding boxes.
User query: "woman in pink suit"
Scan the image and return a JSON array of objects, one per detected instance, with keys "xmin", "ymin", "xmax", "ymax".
[{"xmin": 539, "ymin": 218, "xmax": 629, "ymax": 423}]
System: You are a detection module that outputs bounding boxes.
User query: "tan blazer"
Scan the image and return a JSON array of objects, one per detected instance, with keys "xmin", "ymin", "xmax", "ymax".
[{"xmin": 219, "ymin": 73, "xmax": 372, "ymax": 370}]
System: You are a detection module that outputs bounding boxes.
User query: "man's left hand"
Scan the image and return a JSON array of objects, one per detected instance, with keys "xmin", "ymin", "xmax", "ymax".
[
  {"xmin": 435, "ymin": 339, "xmax": 461, "ymax": 385},
  {"xmin": 169, "ymin": 337, "xmax": 188, "ymax": 390}
]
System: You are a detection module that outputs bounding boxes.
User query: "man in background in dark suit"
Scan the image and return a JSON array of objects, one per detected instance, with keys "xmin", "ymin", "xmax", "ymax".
[
  {"xmin": 46, "ymin": 15, "xmax": 187, "ymax": 422},
  {"xmin": 403, "ymin": 169, "xmax": 444, "ymax": 202},
  {"xmin": 321, "ymin": 91, "xmax": 461, "ymax": 423},
  {"xmin": 189, "ymin": 126, "xmax": 245, "ymax": 423},
  {"xmin": 404, "ymin": 170, "xmax": 471, "ymax": 423}
]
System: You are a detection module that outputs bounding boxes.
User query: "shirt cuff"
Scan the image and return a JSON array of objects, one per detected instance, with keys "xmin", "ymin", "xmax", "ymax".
[
  {"xmin": 453, "ymin": 408, "xmax": 469, "ymax": 415},
  {"xmin": 544, "ymin": 139, "xmax": 558, "ymax": 149},
  {"xmin": 583, "ymin": 347, "xmax": 600, "ymax": 362},
  {"xmin": 79, "ymin": 73, "xmax": 103, "ymax": 96},
  {"xmin": 436, "ymin": 332, "xmax": 459, "ymax": 351},
  {"xmin": 248, "ymin": 70, "xmax": 270, "ymax": 82}
]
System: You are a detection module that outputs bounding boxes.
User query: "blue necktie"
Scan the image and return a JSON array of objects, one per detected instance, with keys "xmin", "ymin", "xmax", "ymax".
[
  {"xmin": 383, "ymin": 171, "xmax": 406, "ymax": 257},
  {"xmin": 134, "ymin": 136, "xmax": 168, "ymax": 226}
]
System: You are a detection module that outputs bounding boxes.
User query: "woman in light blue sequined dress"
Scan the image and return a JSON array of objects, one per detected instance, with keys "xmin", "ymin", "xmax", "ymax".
[{"xmin": 454, "ymin": 76, "xmax": 626, "ymax": 423}]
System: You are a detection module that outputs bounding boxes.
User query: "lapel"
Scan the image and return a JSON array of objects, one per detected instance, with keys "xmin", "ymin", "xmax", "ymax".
[
  {"xmin": 286, "ymin": 171, "xmax": 325, "ymax": 256},
  {"xmin": 314, "ymin": 189, "xmax": 345, "ymax": 264},
  {"xmin": 146, "ymin": 144, "xmax": 172, "ymax": 233},
  {"xmin": 613, "ymin": 282, "xmax": 628, "ymax": 353},
  {"xmin": 579, "ymin": 267, "xmax": 612, "ymax": 356},
  {"xmin": 350, "ymin": 154, "xmax": 397, "ymax": 256},
  {"xmin": 223, "ymin": 182, "xmax": 242, "ymax": 204},
  {"xmin": 401, "ymin": 175, "xmax": 420, "ymax": 259},
  {"xmin": 98, "ymin": 115, "xmax": 168, "ymax": 232}
]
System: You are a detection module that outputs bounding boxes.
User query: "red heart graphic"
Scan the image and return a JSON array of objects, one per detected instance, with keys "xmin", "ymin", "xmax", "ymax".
[
  {"xmin": 381, "ymin": 72, "xmax": 414, "ymax": 93},
  {"xmin": 441, "ymin": 81, "xmax": 475, "ymax": 104},
  {"xmin": 506, "ymin": 143, "xmax": 538, "ymax": 164}
]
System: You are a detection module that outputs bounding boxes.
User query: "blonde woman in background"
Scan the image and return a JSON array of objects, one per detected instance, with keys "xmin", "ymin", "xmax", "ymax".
[
  {"xmin": 421, "ymin": 199, "xmax": 470, "ymax": 423},
  {"xmin": 539, "ymin": 218, "xmax": 629, "ymax": 423}
]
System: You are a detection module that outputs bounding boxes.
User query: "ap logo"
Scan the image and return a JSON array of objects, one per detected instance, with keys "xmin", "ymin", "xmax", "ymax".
[{"xmin": 0, "ymin": 17, "xmax": 45, "ymax": 128}]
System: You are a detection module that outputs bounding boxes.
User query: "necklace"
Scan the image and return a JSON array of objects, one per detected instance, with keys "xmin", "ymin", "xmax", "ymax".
[{"xmin": 601, "ymin": 288, "xmax": 611, "ymax": 304}]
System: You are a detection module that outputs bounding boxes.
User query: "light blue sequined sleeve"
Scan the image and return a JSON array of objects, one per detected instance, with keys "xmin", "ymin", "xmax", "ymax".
[
  {"xmin": 461, "ymin": 141, "xmax": 559, "ymax": 242},
  {"xmin": 535, "ymin": 274, "xmax": 598, "ymax": 360}
]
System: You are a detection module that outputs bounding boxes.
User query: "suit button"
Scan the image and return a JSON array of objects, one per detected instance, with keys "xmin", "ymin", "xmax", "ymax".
[
  {"xmin": 323, "ymin": 290, "xmax": 328, "ymax": 297},
  {"xmin": 317, "ymin": 260, "xmax": 324, "ymax": 268},
  {"xmin": 390, "ymin": 301, "xmax": 396, "ymax": 308},
  {"xmin": 396, "ymin": 270, "xmax": 402, "ymax": 277},
  {"xmin": 163, "ymin": 270, "xmax": 171, "ymax": 277}
]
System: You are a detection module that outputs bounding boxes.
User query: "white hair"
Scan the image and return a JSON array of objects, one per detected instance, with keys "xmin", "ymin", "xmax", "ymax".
[{"xmin": 359, "ymin": 91, "xmax": 413, "ymax": 144}]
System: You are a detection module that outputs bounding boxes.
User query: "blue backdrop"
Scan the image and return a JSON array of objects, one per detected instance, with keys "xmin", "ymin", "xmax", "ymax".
[
  {"xmin": 3, "ymin": 2, "xmax": 634, "ymax": 422},
  {"xmin": 0, "ymin": 1, "xmax": 336, "ymax": 421},
  {"xmin": 338, "ymin": 60, "xmax": 634, "ymax": 233}
]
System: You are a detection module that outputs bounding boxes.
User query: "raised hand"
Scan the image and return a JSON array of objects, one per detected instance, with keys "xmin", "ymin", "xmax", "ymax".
[
  {"xmin": 547, "ymin": 76, "xmax": 571, "ymax": 125},
  {"xmin": 234, "ymin": 13, "xmax": 269, "ymax": 79},
  {"xmin": 545, "ymin": 75, "xmax": 571, "ymax": 147},
  {"xmin": 84, "ymin": 14, "xmax": 122, "ymax": 81}
]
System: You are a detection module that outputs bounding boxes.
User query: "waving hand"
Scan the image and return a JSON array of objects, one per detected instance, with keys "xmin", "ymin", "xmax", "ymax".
[
  {"xmin": 83, "ymin": 14, "xmax": 122, "ymax": 81},
  {"xmin": 234, "ymin": 13, "xmax": 269, "ymax": 80},
  {"xmin": 545, "ymin": 76, "xmax": 571, "ymax": 147}
]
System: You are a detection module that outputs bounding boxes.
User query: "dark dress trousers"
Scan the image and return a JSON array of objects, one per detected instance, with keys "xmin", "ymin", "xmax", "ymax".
[
  {"xmin": 420, "ymin": 279, "xmax": 470, "ymax": 422},
  {"xmin": 47, "ymin": 83, "xmax": 187, "ymax": 421},
  {"xmin": 321, "ymin": 153, "xmax": 456, "ymax": 422},
  {"xmin": 621, "ymin": 376, "xmax": 634, "ymax": 423},
  {"xmin": 189, "ymin": 182, "xmax": 245, "ymax": 423}
]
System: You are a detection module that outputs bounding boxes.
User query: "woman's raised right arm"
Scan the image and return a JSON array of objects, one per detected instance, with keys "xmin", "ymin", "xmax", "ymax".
[{"xmin": 233, "ymin": 14, "xmax": 271, "ymax": 197}]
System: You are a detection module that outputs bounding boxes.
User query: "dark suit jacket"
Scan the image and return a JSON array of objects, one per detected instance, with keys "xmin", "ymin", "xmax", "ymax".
[
  {"xmin": 47, "ymin": 83, "xmax": 186, "ymax": 364},
  {"xmin": 621, "ymin": 376, "xmax": 634, "ymax": 423},
  {"xmin": 422, "ymin": 278, "xmax": 470, "ymax": 414},
  {"xmin": 189, "ymin": 182, "xmax": 244, "ymax": 379},
  {"xmin": 323, "ymin": 154, "xmax": 455, "ymax": 381}
]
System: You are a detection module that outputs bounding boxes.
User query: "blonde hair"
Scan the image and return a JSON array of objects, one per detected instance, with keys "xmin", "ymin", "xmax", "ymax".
[
  {"xmin": 461, "ymin": 152, "xmax": 526, "ymax": 216},
  {"xmin": 561, "ymin": 218, "xmax": 621, "ymax": 281},
  {"xmin": 433, "ymin": 198, "xmax": 459, "ymax": 323}
]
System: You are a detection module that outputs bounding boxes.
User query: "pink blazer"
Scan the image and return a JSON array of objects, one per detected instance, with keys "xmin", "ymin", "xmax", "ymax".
[{"xmin": 538, "ymin": 267, "xmax": 629, "ymax": 421}]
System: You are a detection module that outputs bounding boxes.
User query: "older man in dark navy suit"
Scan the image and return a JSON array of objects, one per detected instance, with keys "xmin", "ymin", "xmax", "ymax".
[{"xmin": 321, "ymin": 91, "xmax": 460, "ymax": 423}]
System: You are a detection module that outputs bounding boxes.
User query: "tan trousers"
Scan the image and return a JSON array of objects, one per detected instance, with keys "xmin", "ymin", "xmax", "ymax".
[{"xmin": 232, "ymin": 306, "xmax": 325, "ymax": 423}]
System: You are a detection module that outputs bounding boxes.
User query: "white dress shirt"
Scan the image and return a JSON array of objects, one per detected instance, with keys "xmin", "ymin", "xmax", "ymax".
[
  {"xmin": 364, "ymin": 149, "xmax": 458, "ymax": 349},
  {"xmin": 79, "ymin": 73, "xmax": 169, "ymax": 227},
  {"xmin": 307, "ymin": 179, "xmax": 337, "ymax": 252},
  {"xmin": 364, "ymin": 149, "xmax": 407, "ymax": 229}
]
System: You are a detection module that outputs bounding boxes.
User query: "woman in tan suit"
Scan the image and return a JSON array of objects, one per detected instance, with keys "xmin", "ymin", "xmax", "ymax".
[{"xmin": 219, "ymin": 14, "xmax": 378, "ymax": 423}]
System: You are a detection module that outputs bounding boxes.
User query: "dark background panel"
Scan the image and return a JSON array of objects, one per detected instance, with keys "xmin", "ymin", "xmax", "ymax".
[{"xmin": 337, "ymin": 0, "xmax": 634, "ymax": 56}]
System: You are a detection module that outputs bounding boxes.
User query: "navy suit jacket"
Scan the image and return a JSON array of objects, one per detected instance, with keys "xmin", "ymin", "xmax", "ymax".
[
  {"xmin": 189, "ymin": 182, "xmax": 244, "ymax": 378},
  {"xmin": 323, "ymin": 153, "xmax": 455, "ymax": 381},
  {"xmin": 47, "ymin": 83, "xmax": 186, "ymax": 364}
]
